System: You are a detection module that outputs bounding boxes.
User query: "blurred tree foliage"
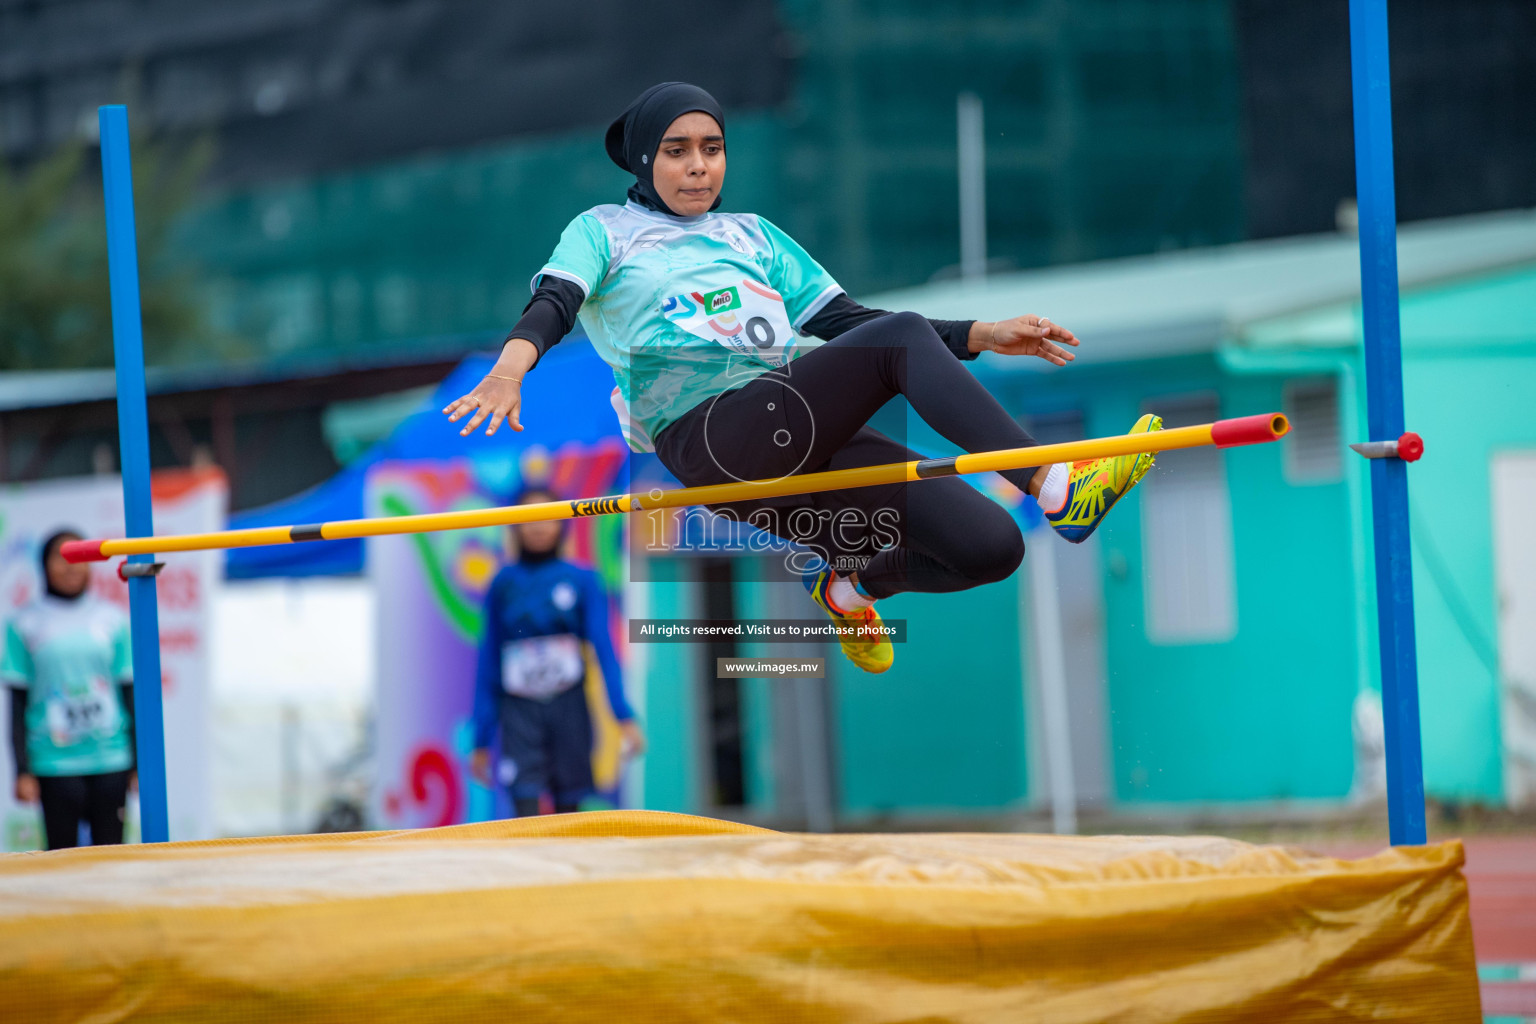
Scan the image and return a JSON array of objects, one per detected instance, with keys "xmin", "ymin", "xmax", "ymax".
[{"xmin": 0, "ymin": 128, "xmax": 246, "ymax": 369}]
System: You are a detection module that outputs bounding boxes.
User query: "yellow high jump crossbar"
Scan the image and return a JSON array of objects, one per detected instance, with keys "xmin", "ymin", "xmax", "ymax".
[{"xmin": 63, "ymin": 413, "xmax": 1289, "ymax": 564}]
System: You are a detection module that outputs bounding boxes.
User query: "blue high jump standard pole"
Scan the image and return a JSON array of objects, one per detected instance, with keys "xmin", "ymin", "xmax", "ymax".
[
  {"xmin": 1348, "ymin": 1, "xmax": 1426, "ymax": 846},
  {"xmin": 99, "ymin": 105, "xmax": 170, "ymax": 844}
]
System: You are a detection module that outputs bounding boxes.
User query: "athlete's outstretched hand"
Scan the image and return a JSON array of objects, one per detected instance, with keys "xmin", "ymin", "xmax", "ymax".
[
  {"xmin": 445, "ymin": 376, "xmax": 523, "ymax": 436},
  {"xmin": 982, "ymin": 315, "xmax": 1080, "ymax": 366},
  {"xmin": 444, "ymin": 338, "xmax": 538, "ymax": 437}
]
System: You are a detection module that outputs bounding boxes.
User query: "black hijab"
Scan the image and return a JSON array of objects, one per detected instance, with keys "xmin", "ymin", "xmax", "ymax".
[
  {"xmin": 40, "ymin": 529, "xmax": 87, "ymax": 601},
  {"xmin": 605, "ymin": 82, "xmax": 725, "ymax": 216},
  {"xmin": 511, "ymin": 487, "xmax": 566, "ymax": 565}
]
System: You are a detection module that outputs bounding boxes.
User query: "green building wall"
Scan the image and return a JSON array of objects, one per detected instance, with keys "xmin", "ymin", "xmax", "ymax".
[
  {"xmin": 1393, "ymin": 266, "xmax": 1536, "ymax": 802},
  {"xmin": 1404, "ymin": 349, "xmax": 1524, "ymax": 802},
  {"xmin": 832, "ymin": 579, "xmax": 1030, "ymax": 817},
  {"xmin": 1232, "ymin": 261, "xmax": 1536, "ymax": 804},
  {"xmin": 984, "ymin": 359, "xmax": 1361, "ymax": 806}
]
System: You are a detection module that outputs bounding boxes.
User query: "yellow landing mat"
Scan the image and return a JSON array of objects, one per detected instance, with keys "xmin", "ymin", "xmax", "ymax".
[{"xmin": 0, "ymin": 811, "xmax": 1480, "ymax": 1023}]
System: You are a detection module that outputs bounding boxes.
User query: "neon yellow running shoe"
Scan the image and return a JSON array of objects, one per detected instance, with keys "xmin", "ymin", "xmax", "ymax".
[
  {"xmin": 1044, "ymin": 413, "xmax": 1163, "ymax": 544},
  {"xmin": 804, "ymin": 566, "xmax": 895, "ymax": 674}
]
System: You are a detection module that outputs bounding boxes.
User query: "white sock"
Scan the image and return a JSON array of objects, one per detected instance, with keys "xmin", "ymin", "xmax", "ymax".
[
  {"xmin": 1038, "ymin": 462, "xmax": 1070, "ymax": 514},
  {"xmin": 829, "ymin": 575, "xmax": 874, "ymax": 614}
]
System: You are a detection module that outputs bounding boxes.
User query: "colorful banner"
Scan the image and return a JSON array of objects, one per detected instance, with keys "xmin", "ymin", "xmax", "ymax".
[
  {"xmin": 368, "ymin": 443, "xmax": 629, "ymax": 829},
  {"xmin": 0, "ymin": 469, "xmax": 225, "ymax": 849}
]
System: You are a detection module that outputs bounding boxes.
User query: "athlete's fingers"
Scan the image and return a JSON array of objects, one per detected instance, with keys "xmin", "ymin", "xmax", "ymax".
[
  {"xmin": 1038, "ymin": 341, "xmax": 1073, "ymax": 365},
  {"xmin": 1028, "ymin": 317, "xmax": 1078, "ymax": 347},
  {"xmin": 485, "ymin": 409, "xmax": 506, "ymax": 436},
  {"xmin": 459, "ymin": 403, "xmax": 493, "ymax": 436},
  {"xmin": 494, "ymin": 393, "xmax": 527, "ymax": 434},
  {"xmin": 445, "ymin": 395, "xmax": 480, "ymax": 422},
  {"xmin": 1049, "ymin": 324, "xmax": 1080, "ymax": 346}
]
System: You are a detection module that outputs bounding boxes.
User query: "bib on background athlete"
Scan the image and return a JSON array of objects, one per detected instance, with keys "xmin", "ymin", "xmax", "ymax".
[{"xmin": 500, "ymin": 633, "xmax": 584, "ymax": 701}]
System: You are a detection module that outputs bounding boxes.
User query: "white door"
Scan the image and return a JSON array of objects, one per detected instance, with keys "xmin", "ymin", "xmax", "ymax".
[{"xmin": 1492, "ymin": 453, "xmax": 1536, "ymax": 808}]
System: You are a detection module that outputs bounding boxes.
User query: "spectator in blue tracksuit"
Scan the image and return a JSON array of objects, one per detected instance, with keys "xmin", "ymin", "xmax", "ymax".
[{"xmin": 471, "ymin": 486, "xmax": 643, "ymax": 816}]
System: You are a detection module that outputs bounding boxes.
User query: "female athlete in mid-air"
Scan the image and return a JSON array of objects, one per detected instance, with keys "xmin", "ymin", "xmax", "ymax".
[{"xmin": 445, "ymin": 83, "xmax": 1160, "ymax": 674}]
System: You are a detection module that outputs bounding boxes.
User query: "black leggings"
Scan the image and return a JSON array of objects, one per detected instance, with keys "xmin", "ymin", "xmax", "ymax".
[
  {"xmin": 654, "ymin": 312, "xmax": 1039, "ymax": 599},
  {"xmin": 38, "ymin": 770, "xmax": 130, "ymax": 850}
]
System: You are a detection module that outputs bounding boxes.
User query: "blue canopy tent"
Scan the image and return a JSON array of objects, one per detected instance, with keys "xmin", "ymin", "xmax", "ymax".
[{"xmin": 225, "ymin": 340, "xmax": 633, "ymax": 579}]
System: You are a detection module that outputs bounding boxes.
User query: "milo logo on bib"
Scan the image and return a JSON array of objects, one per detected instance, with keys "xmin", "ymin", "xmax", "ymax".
[
  {"xmin": 701, "ymin": 286, "xmax": 740, "ymax": 315},
  {"xmin": 661, "ymin": 278, "xmax": 796, "ymax": 367}
]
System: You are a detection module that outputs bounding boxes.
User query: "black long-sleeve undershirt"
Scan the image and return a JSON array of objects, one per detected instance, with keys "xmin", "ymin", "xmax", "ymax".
[
  {"xmin": 503, "ymin": 279, "xmax": 978, "ymax": 366},
  {"xmin": 121, "ymin": 683, "xmax": 134, "ymax": 771},
  {"xmin": 801, "ymin": 293, "xmax": 977, "ymax": 362},
  {"xmin": 503, "ymin": 278, "xmax": 586, "ymax": 369},
  {"xmin": 8, "ymin": 687, "xmax": 26, "ymax": 777}
]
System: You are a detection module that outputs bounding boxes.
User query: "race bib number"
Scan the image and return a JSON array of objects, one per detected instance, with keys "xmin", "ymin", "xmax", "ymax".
[
  {"xmin": 501, "ymin": 634, "xmax": 584, "ymax": 700},
  {"xmin": 660, "ymin": 279, "xmax": 798, "ymax": 367},
  {"xmin": 44, "ymin": 676, "xmax": 120, "ymax": 747}
]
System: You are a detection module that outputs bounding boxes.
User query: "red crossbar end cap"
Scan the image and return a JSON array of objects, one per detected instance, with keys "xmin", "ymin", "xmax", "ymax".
[
  {"xmin": 1397, "ymin": 432, "xmax": 1424, "ymax": 462},
  {"xmin": 60, "ymin": 539, "xmax": 108, "ymax": 563},
  {"xmin": 1212, "ymin": 412, "xmax": 1291, "ymax": 448}
]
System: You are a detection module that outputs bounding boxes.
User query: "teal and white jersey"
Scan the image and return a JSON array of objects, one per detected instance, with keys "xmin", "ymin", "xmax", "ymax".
[
  {"xmin": 534, "ymin": 201, "xmax": 844, "ymax": 451},
  {"xmin": 2, "ymin": 595, "xmax": 133, "ymax": 777}
]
